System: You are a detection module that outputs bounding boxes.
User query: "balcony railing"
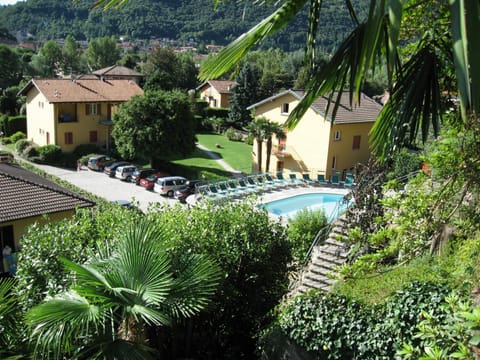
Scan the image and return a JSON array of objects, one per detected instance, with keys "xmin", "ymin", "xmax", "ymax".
[{"xmin": 272, "ymin": 145, "xmax": 291, "ymax": 158}]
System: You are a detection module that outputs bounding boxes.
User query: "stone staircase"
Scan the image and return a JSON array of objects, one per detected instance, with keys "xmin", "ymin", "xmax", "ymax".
[{"xmin": 292, "ymin": 216, "xmax": 351, "ymax": 295}]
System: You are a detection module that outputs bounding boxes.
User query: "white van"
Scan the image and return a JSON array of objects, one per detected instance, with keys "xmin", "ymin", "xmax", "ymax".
[{"xmin": 153, "ymin": 176, "xmax": 187, "ymax": 197}]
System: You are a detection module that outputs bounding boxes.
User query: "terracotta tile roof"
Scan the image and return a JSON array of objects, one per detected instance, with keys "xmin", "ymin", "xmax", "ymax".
[
  {"xmin": 196, "ymin": 80, "xmax": 237, "ymax": 94},
  {"xmin": 248, "ymin": 89, "xmax": 382, "ymax": 125},
  {"xmin": 0, "ymin": 163, "xmax": 95, "ymax": 223},
  {"xmin": 19, "ymin": 78, "xmax": 144, "ymax": 103},
  {"xmin": 92, "ymin": 65, "xmax": 144, "ymax": 77}
]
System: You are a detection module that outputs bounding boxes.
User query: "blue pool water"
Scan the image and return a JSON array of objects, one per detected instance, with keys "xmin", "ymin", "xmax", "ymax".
[{"xmin": 264, "ymin": 193, "xmax": 347, "ymax": 220}]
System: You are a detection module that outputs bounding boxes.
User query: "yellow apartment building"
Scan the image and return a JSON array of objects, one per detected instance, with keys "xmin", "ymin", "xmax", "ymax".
[
  {"xmin": 247, "ymin": 90, "xmax": 382, "ymax": 180},
  {"xmin": 19, "ymin": 77, "xmax": 144, "ymax": 152},
  {"xmin": 0, "ymin": 162, "xmax": 95, "ymax": 274},
  {"xmin": 196, "ymin": 80, "xmax": 236, "ymax": 108}
]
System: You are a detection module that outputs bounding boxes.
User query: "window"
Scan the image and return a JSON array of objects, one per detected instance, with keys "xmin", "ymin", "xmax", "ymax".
[
  {"xmin": 352, "ymin": 135, "xmax": 361, "ymax": 150},
  {"xmin": 64, "ymin": 132, "xmax": 73, "ymax": 145},
  {"xmin": 0, "ymin": 225, "xmax": 14, "ymax": 252},
  {"xmin": 86, "ymin": 103, "xmax": 101, "ymax": 116},
  {"xmin": 332, "ymin": 156, "xmax": 336, "ymax": 169},
  {"xmin": 89, "ymin": 131, "xmax": 98, "ymax": 143},
  {"xmin": 281, "ymin": 103, "xmax": 289, "ymax": 114},
  {"xmin": 334, "ymin": 130, "xmax": 341, "ymax": 141},
  {"xmin": 0, "ymin": 225, "xmax": 15, "ymax": 273}
]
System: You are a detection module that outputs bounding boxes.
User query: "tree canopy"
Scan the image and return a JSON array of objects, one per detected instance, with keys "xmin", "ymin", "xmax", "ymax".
[{"xmin": 112, "ymin": 90, "xmax": 196, "ymax": 166}]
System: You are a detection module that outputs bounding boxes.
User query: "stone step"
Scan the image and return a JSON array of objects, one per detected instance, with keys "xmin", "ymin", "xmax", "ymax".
[
  {"xmin": 314, "ymin": 245, "xmax": 349, "ymax": 260},
  {"xmin": 303, "ymin": 271, "xmax": 336, "ymax": 285},
  {"xmin": 323, "ymin": 237, "xmax": 346, "ymax": 248},
  {"xmin": 309, "ymin": 260, "xmax": 339, "ymax": 274},
  {"xmin": 299, "ymin": 278, "xmax": 333, "ymax": 293}
]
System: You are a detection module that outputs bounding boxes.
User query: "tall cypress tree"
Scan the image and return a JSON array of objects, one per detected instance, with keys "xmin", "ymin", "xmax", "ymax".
[{"xmin": 227, "ymin": 62, "xmax": 260, "ymax": 129}]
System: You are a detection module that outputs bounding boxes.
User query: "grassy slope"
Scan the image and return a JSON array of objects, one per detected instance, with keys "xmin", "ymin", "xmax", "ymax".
[{"xmin": 195, "ymin": 133, "xmax": 253, "ymax": 174}]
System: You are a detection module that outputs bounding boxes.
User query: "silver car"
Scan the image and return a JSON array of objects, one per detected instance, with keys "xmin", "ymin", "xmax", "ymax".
[
  {"xmin": 153, "ymin": 176, "xmax": 187, "ymax": 197},
  {"xmin": 115, "ymin": 165, "xmax": 138, "ymax": 182}
]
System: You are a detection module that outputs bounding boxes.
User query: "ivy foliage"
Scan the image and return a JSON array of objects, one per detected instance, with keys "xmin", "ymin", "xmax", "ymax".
[{"xmin": 263, "ymin": 281, "xmax": 465, "ymax": 359}]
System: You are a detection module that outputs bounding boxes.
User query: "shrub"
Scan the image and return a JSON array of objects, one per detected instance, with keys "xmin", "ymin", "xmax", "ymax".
[
  {"xmin": 37, "ymin": 145, "xmax": 62, "ymax": 163},
  {"xmin": 245, "ymin": 133, "xmax": 254, "ymax": 145},
  {"xmin": 9, "ymin": 131, "xmax": 26, "ymax": 143},
  {"xmin": 15, "ymin": 139, "xmax": 32, "ymax": 154},
  {"xmin": 144, "ymin": 200, "xmax": 292, "ymax": 358},
  {"xmin": 0, "ymin": 115, "xmax": 26, "ymax": 136},
  {"xmin": 72, "ymin": 144, "xmax": 101, "ymax": 158},
  {"xmin": 267, "ymin": 281, "xmax": 460, "ymax": 359},
  {"xmin": 388, "ymin": 148, "xmax": 423, "ymax": 180},
  {"xmin": 288, "ymin": 208, "xmax": 328, "ymax": 262},
  {"xmin": 225, "ymin": 127, "xmax": 244, "ymax": 141},
  {"xmin": 22, "ymin": 144, "xmax": 39, "ymax": 159}
]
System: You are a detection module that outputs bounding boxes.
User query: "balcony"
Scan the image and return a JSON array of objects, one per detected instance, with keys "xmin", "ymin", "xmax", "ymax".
[
  {"xmin": 273, "ymin": 146, "xmax": 291, "ymax": 158},
  {"xmin": 58, "ymin": 113, "xmax": 77, "ymax": 123}
]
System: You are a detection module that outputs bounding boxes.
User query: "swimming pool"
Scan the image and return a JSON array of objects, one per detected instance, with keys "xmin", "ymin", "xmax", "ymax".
[{"xmin": 264, "ymin": 193, "xmax": 348, "ymax": 220}]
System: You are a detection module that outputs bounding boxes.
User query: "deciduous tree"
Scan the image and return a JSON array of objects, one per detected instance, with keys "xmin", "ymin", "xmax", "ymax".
[
  {"xmin": 86, "ymin": 36, "xmax": 121, "ymax": 70},
  {"xmin": 112, "ymin": 90, "xmax": 196, "ymax": 167}
]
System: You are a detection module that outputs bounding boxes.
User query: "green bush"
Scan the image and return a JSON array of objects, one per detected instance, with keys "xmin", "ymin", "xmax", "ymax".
[
  {"xmin": 225, "ymin": 127, "xmax": 243, "ymax": 141},
  {"xmin": 22, "ymin": 145, "xmax": 39, "ymax": 159},
  {"xmin": 388, "ymin": 148, "xmax": 423, "ymax": 180},
  {"xmin": 144, "ymin": 200, "xmax": 292, "ymax": 358},
  {"xmin": 15, "ymin": 139, "xmax": 32, "ymax": 154},
  {"xmin": 288, "ymin": 208, "xmax": 328, "ymax": 262},
  {"xmin": 0, "ymin": 115, "xmax": 26, "ymax": 136},
  {"xmin": 72, "ymin": 144, "xmax": 102, "ymax": 158},
  {"xmin": 267, "ymin": 281, "xmax": 460, "ymax": 359},
  {"xmin": 9, "ymin": 131, "xmax": 26, "ymax": 144},
  {"xmin": 245, "ymin": 133, "xmax": 254, "ymax": 145},
  {"xmin": 37, "ymin": 145, "xmax": 62, "ymax": 163}
]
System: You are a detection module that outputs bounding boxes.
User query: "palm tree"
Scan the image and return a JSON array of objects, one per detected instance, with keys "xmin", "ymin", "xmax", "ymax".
[
  {"xmin": 264, "ymin": 121, "xmax": 286, "ymax": 173},
  {"xmin": 194, "ymin": 0, "xmax": 480, "ymax": 162},
  {"xmin": 247, "ymin": 116, "xmax": 269, "ymax": 173},
  {"xmin": 0, "ymin": 277, "xmax": 30, "ymax": 359},
  {"xmin": 26, "ymin": 220, "xmax": 221, "ymax": 359}
]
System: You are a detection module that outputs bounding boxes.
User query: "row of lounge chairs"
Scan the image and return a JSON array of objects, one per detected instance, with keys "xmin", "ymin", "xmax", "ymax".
[{"xmin": 196, "ymin": 171, "xmax": 355, "ymax": 201}]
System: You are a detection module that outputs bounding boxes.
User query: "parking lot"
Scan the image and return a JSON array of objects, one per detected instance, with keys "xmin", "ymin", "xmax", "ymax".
[{"xmin": 35, "ymin": 163, "xmax": 177, "ymax": 212}]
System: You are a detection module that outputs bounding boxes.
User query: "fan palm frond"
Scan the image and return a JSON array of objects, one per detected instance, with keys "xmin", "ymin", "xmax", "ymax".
[
  {"xmin": 199, "ymin": 0, "xmax": 308, "ymax": 81},
  {"xmin": 27, "ymin": 290, "xmax": 103, "ymax": 359},
  {"xmin": 370, "ymin": 39, "xmax": 442, "ymax": 160},
  {"xmin": 450, "ymin": 0, "xmax": 480, "ymax": 119},
  {"xmin": 166, "ymin": 253, "xmax": 221, "ymax": 319}
]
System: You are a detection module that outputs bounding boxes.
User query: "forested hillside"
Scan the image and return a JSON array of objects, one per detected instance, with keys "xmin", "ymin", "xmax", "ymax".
[{"xmin": 0, "ymin": 0, "xmax": 368, "ymax": 53}]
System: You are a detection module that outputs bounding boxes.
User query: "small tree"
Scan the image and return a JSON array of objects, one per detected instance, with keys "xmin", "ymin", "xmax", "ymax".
[
  {"xmin": 86, "ymin": 36, "xmax": 121, "ymax": 70},
  {"xmin": 112, "ymin": 90, "xmax": 196, "ymax": 166}
]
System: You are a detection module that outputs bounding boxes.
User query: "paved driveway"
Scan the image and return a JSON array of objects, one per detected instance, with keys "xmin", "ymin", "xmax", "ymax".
[{"xmin": 36, "ymin": 164, "xmax": 176, "ymax": 212}]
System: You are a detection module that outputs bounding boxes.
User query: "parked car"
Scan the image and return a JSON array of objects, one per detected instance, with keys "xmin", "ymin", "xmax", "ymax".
[
  {"xmin": 175, "ymin": 180, "xmax": 203, "ymax": 203},
  {"xmin": 139, "ymin": 174, "xmax": 161, "ymax": 191},
  {"xmin": 87, "ymin": 155, "xmax": 115, "ymax": 171},
  {"xmin": 115, "ymin": 165, "xmax": 138, "ymax": 181},
  {"xmin": 153, "ymin": 176, "xmax": 187, "ymax": 197},
  {"xmin": 131, "ymin": 168, "xmax": 157, "ymax": 185},
  {"xmin": 104, "ymin": 161, "xmax": 130, "ymax": 177}
]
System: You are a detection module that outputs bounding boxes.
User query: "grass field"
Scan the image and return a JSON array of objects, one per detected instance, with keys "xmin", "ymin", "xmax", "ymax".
[{"xmin": 195, "ymin": 133, "xmax": 252, "ymax": 174}]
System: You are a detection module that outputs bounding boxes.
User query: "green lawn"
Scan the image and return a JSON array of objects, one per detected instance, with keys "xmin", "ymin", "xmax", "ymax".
[
  {"xmin": 164, "ymin": 133, "xmax": 252, "ymax": 181},
  {"xmin": 195, "ymin": 133, "xmax": 252, "ymax": 174}
]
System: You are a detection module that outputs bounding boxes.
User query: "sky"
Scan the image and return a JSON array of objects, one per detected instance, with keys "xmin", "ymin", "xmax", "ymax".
[{"xmin": 0, "ymin": 0, "xmax": 23, "ymax": 5}]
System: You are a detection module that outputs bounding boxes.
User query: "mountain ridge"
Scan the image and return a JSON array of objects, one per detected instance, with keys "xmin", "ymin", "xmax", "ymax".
[{"xmin": 0, "ymin": 0, "xmax": 369, "ymax": 53}]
